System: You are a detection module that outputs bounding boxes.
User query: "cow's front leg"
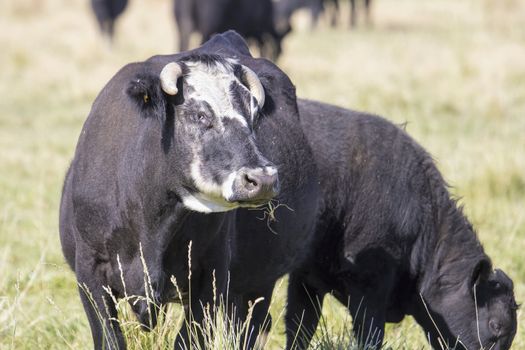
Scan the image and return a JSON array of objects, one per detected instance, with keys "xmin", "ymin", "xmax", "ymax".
[
  {"xmin": 335, "ymin": 272, "xmax": 388, "ymax": 348},
  {"xmin": 76, "ymin": 249, "xmax": 125, "ymax": 350},
  {"xmin": 285, "ymin": 272, "xmax": 326, "ymax": 350},
  {"xmin": 173, "ymin": 263, "xmax": 229, "ymax": 349},
  {"xmin": 228, "ymin": 284, "xmax": 275, "ymax": 350},
  {"xmin": 342, "ymin": 289, "xmax": 386, "ymax": 348},
  {"xmin": 174, "ymin": 288, "xmax": 206, "ymax": 350},
  {"xmin": 349, "ymin": 0, "xmax": 357, "ymax": 27}
]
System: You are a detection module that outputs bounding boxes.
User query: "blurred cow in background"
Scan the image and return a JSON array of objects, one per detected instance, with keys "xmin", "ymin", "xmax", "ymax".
[
  {"xmin": 174, "ymin": 0, "xmax": 287, "ymax": 60},
  {"xmin": 274, "ymin": 0, "xmax": 372, "ymax": 36},
  {"xmin": 89, "ymin": 0, "xmax": 290, "ymax": 59},
  {"xmin": 274, "ymin": 0, "xmax": 338, "ymax": 32},
  {"xmin": 91, "ymin": 0, "xmax": 128, "ymax": 44},
  {"xmin": 349, "ymin": 0, "xmax": 372, "ymax": 27}
]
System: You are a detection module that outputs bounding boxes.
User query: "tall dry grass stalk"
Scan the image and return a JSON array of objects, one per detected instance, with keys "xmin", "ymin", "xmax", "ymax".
[{"xmin": 74, "ymin": 241, "xmax": 275, "ymax": 350}]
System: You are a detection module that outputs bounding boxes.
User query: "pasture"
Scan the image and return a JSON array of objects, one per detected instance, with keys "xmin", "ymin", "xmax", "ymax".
[{"xmin": 1, "ymin": 0, "xmax": 524, "ymax": 348}]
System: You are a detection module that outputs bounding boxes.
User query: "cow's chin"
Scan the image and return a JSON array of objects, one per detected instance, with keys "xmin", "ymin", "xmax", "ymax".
[{"xmin": 181, "ymin": 192, "xmax": 268, "ymax": 213}]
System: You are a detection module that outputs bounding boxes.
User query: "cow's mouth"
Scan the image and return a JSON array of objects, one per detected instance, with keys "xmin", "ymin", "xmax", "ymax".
[
  {"xmin": 181, "ymin": 191, "xmax": 274, "ymax": 213},
  {"xmin": 181, "ymin": 191, "xmax": 241, "ymax": 213}
]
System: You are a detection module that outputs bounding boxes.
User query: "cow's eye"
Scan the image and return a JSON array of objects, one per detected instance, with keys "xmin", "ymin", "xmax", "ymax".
[{"xmin": 195, "ymin": 113, "xmax": 212, "ymax": 128}]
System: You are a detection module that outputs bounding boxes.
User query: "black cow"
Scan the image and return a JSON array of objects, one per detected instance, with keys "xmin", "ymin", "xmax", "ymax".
[
  {"xmin": 174, "ymin": 0, "xmax": 286, "ymax": 60},
  {"xmin": 91, "ymin": 0, "xmax": 128, "ymax": 43},
  {"xmin": 284, "ymin": 99, "xmax": 518, "ymax": 349},
  {"xmin": 59, "ymin": 31, "xmax": 319, "ymax": 349}
]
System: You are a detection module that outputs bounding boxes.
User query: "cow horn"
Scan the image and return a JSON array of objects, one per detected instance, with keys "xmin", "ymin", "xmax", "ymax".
[
  {"xmin": 241, "ymin": 66, "xmax": 265, "ymax": 111},
  {"xmin": 160, "ymin": 62, "xmax": 183, "ymax": 95}
]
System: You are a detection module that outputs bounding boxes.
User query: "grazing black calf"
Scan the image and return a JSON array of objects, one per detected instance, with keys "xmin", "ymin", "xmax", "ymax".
[
  {"xmin": 59, "ymin": 31, "xmax": 318, "ymax": 349},
  {"xmin": 285, "ymin": 99, "xmax": 518, "ymax": 350},
  {"xmin": 90, "ymin": 0, "xmax": 128, "ymax": 43}
]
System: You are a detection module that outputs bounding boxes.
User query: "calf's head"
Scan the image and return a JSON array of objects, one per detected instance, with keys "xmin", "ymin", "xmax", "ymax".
[
  {"xmin": 127, "ymin": 55, "xmax": 279, "ymax": 213},
  {"xmin": 421, "ymin": 260, "xmax": 518, "ymax": 350}
]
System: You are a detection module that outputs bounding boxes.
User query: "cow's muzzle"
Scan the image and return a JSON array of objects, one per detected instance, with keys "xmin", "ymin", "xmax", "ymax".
[{"xmin": 227, "ymin": 166, "xmax": 279, "ymax": 204}]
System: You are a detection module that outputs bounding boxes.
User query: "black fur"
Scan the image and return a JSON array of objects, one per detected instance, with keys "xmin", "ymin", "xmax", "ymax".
[
  {"xmin": 284, "ymin": 99, "xmax": 518, "ymax": 350},
  {"xmin": 59, "ymin": 31, "xmax": 319, "ymax": 349}
]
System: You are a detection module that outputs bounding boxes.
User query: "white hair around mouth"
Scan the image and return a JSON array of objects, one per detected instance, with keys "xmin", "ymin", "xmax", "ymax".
[
  {"xmin": 186, "ymin": 160, "xmax": 239, "ymax": 213},
  {"xmin": 181, "ymin": 192, "xmax": 237, "ymax": 213}
]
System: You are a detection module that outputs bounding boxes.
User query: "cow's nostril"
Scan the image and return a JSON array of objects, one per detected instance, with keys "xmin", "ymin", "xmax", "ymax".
[
  {"xmin": 243, "ymin": 173, "xmax": 259, "ymax": 189},
  {"xmin": 228, "ymin": 168, "xmax": 279, "ymax": 203}
]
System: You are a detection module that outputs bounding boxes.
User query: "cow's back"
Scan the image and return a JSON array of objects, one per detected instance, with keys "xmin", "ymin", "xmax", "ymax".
[{"xmin": 297, "ymin": 99, "xmax": 439, "ymax": 272}]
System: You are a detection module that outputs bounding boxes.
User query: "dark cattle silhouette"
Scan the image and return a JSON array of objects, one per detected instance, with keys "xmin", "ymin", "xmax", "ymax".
[
  {"xmin": 284, "ymin": 99, "xmax": 518, "ymax": 350},
  {"xmin": 349, "ymin": 0, "xmax": 372, "ymax": 27},
  {"xmin": 91, "ymin": 0, "xmax": 128, "ymax": 43}
]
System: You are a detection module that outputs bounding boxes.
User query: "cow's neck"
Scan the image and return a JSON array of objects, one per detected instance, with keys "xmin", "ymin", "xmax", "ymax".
[
  {"xmin": 422, "ymin": 202, "xmax": 485, "ymax": 286},
  {"xmin": 407, "ymin": 197, "xmax": 487, "ymax": 318}
]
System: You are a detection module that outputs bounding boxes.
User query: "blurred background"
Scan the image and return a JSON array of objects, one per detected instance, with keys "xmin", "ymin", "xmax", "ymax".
[{"xmin": 1, "ymin": 0, "xmax": 524, "ymax": 348}]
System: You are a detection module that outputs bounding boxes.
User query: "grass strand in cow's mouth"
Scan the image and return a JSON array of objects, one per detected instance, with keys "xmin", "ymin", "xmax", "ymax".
[{"xmin": 249, "ymin": 199, "xmax": 295, "ymax": 235}]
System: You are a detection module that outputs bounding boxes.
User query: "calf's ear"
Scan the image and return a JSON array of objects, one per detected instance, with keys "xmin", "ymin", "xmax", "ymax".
[
  {"xmin": 491, "ymin": 269, "xmax": 515, "ymax": 291},
  {"xmin": 471, "ymin": 258, "xmax": 492, "ymax": 288}
]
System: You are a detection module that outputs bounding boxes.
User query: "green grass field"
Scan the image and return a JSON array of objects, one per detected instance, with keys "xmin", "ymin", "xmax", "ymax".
[{"xmin": 1, "ymin": 0, "xmax": 524, "ymax": 348}]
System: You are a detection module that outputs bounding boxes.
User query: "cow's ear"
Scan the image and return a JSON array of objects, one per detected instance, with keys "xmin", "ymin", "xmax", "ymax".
[
  {"xmin": 471, "ymin": 258, "xmax": 492, "ymax": 288},
  {"xmin": 126, "ymin": 74, "xmax": 163, "ymax": 112}
]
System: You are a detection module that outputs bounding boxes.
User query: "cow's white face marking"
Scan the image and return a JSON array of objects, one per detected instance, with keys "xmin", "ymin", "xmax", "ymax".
[
  {"xmin": 221, "ymin": 171, "xmax": 238, "ymax": 202},
  {"xmin": 181, "ymin": 192, "xmax": 237, "ymax": 213},
  {"xmin": 184, "ymin": 60, "xmax": 249, "ymax": 128},
  {"xmin": 190, "ymin": 158, "xmax": 222, "ymax": 197},
  {"xmin": 177, "ymin": 58, "xmax": 271, "ymax": 213}
]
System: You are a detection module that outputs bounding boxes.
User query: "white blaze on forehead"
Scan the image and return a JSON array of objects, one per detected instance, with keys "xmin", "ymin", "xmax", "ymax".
[{"xmin": 184, "ymin": 61, "xmax": 249, "ymax": 128}]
